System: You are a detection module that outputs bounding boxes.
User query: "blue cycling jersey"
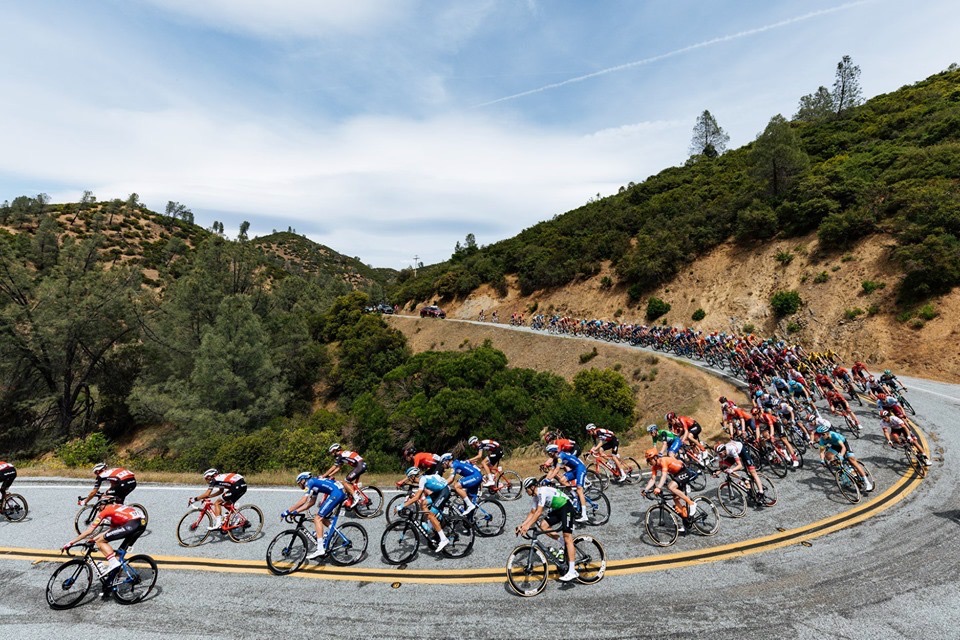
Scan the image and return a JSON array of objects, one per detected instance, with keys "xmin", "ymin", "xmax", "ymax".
[
  {"xmin": 817, "ymin": 431, "xmax": 847, "ymax": 451},
  {"xmin": 451, "ymin": 459, "xmax": 482, "ymax": 480},
  {"xmin": 787, "ymin": 380, "xmax": 805, "ymax": 392},
  {"xmin": 304, "ymin": 477, "xmax": 341, "ymax": 497},
  {"xmin": 556, "ymin": 451, "xmax": 585, "ymax": 471}
]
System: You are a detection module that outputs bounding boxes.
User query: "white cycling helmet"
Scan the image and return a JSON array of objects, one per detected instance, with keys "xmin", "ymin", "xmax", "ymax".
[
  {"xmin": 439, "ymin": 453, "xmax": 453, "ymax": 465},
  {"xmin": 92, "ymin": 463, "xmax": 107, "ymax": 474},
  {"xmin": 295, "ymin": 472, "xmax": 311, "ymax": 485},
  {"xmin": 203, "ymin": 468, "xmax": 218, "ymax": 479}
]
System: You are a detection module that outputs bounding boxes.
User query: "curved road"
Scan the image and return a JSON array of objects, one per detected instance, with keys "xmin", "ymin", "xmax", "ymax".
[{"xmin": 1, "ymin": 323, "xmax": 957, "ymax": 639}]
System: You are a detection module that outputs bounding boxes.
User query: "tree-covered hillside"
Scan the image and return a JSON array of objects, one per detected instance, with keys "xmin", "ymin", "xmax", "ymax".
[{"xmin": 395, "ymin": 67, "xmax": 960, "ymax": 308}]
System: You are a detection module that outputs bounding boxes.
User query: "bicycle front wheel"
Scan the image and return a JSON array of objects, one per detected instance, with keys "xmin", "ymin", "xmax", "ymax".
[
  {"xmin": 572, "ymin": 535, "xmax": 606, "ymax": 584},
  {"xmin": 621, "ymin": 458, "xmax": 643, "ymax": 484},
  {"xmin": 506, "ymin": 545, "xmax": 548, "ymax": 597},
  {"xmin": 834, "ymin": 468, "xmax": 862, "ymax": 503},
  {"xmin": 3, "ymin": 494, "xmax": 28, "ymax": 522},
  {"xmin": 265, "ymin": 529, "xmax": 309, "ymax": 575},
  {"xmin": 328, "ymin": 522, "xmax": 368, "ymax": 566},
  {"xmin": 496, "ymin": 471, "xmax": 523, "ymax": 501},
  {"xmin": 715, "ymin": 481, "xmax": 747, "ymax": 518},
  {"xmin": 227, "ymin": 505, "xmax": 264, "ymax": 543},
  {"xmin": 472, "ymin": 499, "xmax": 506, "ymax": 537},
  {"xmin": 46, "ymin": 559, "xmax": 92, "ymax": 610},
  {"xmin": 584, "ymin": 493, "xmax": 610, "ymax": 526},
  {"xmin": 690, "ymin": 497, "xmax": 720, "ymax": 536},
  {"xmin": 757, "ymin": 474, "xmax": 778, "ymax": 507},
  {"xmin": 583, "ymin": 470, "xmax": 606, "ymax": 498},
  {"xmin": 764, "ymin": 443, "xmax": 789, "ymax": 479},
  {"xmin": 176, "ymin": 509, "xmax": 212, "ymax": 547},
  {"xmin": 900, "ymin": 396, "xmax": 916, "ymax": 416},
  {"xmin": 644, "ymin": 504, "xmax": 679, "ymax": 547},
  {"xmin": 353, "ymin": 486, "xmax": 384, "ymax": 519},
  {"xmin": 380, "ymin": 521, "xmax": 419, "ymax": 565},
  {"xmin": 113, "ymin": 554, "xmax": 158, "ymax": 604}
]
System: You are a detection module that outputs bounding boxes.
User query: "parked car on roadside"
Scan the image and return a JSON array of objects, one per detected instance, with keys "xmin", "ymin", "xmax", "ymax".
[
  {"xmin": 376, "ymin": 303, "xmax": 395, "ymax": 314},
  {"xmin": 419, "ymin": 305, "xmax": 446, "ymax": 319}
]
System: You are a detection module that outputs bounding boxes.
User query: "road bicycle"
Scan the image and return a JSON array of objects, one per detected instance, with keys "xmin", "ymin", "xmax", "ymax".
[
  {"xmin": 1, "ymin": 493, "xmax": 28, "ymax": 522},
  {"xmin": 891, "ymin": 389, "xmax": 916, "ymax": 416},
  {"xmin": 341, "ymin": 481, "xmax": 384, "ymax": 519},
  {"xmin": 176, "ymin": 498, "xmax": 264, "ymax": 547},
  {"xmin": 450, "ymin": 495, "xmax": 507, "ymax": 537},
  {"xmin": 380, "ymin": 504, "xmax": 475, "ymax": 564},
  {"xmin": 583, "ymin": 451, "xmax": 642, "ymax": 487},
  {"xmin": 891, "ymin": 439, "xmax": 927, "ymax": 479},
  {"xmin": 838, "ymin": 378, "xmax": 864, "ymax": 406},
  {"xmin": 642, "ymin": 491, "xmax": 720, "ymax": 546},
  {"xmin": 825, "ymin": 457, "xmax": 863, "ymax": 504},
  {"xmin": 714, "ymin": 469, "xmax": 778, "ymax": 517},
  {"xmin": 46, "ymin": 543, "xmax": 157, "ymax": 609},
  {"xmin": 505, "ymin": 526, "xmax": 606, "ymax": 597},
  {"xmin": 479, "ymin": 465, "xmax": 523, "ymax": 501},
  {"xmin": 265, "ymin": 509, "xmax": 368, "ymax": 575},
  {"xmin": 74, "ymin": 494, "xmax": 149, "ymax": 534}
]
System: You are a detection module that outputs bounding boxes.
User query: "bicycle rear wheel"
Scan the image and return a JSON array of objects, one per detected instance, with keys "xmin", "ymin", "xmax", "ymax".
[
  {"xmin": 113, "ymin": 554, "xmax": 158, "ymax": 604},
  {"xmin": 584, "ymin": 493, "xmax": 610, "ymax": 526},
  {"xmin": 353, "ymin": 486, "xmax": 384, "ymax": 519},
  {"xmin": 176, "ymin": 509, "xmax": 212, "ymax": 547},
  {"xmin": 715, "ymin": 481, "xmax": 747, "ymax": 518},
  {"xmin": 384, "ymin": 494, "xmax": 408, "ymax": 523},
  {"xmin": 3, "ymin": 494, "xmax": 28, "ymax": 522},
  {"xmin": 495, "ymin": 471, "xmax": 523, "ymax": 501},
  {"xmin": 441, "ymin": 516, "xmax": 475, "ymax": 559},
  {"xmin": 905, "ymin": 447, "xmax": 927, "ymax": 479},
  {"xmin": 644, "ymin": 504, "xmax": 679, "ymax": 547},
  {"xmin": 266, "ymin": 529, "xmax": 309, "ymax": 575},
  {"xmin": 621, "ymin": 458, "xmax": 642, "ymax": 484},
  {"xmin": 471, "ymin": 498, "xmax": 506, "ymax": 537},
  {"xmin": 572, "ymin": 535, "xmax": 606, "ymax": 584},
  {"xmin": 46, "ymin": 559, "xmax": 92, "ymax": 610},
  {"xmin": 380, "ymin": 521, "xmax": 419, "ymax": 565},
  {"xmin": 506, "ymin": 545, "xmax": 548, "ymax": 597},
  {"xmin": 328, "ymin": 522, "xmax": 367, "ymax": 566},
  {"xmin": 74, "ymin": 504, "xmax": 99, "ymax": 534},
  {"xmin": 690, "ymin": 497, "xmax": 720, "ymax": 536},
  {"xmin": 226, "ymin": 505, "xmax": 264, "ymax": 543},
  {"xmin": 585, "ymin": 469, "xmax": 608, "ymax": 496},
  {"xmin": 763, "ymin": 443, "xmax": 789, "ymax": 479},
  {"xmin": 757, "ymin": 474, "xmax": 778, "ymax": 507}
]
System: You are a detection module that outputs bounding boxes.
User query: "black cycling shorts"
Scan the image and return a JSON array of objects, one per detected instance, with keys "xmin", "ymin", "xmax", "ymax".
[
  {"xmin": 105, "ymin": 479, "xmax": 136, "ymax": 504},
  {"xmin": 104, "ymin": 519, "xmax": 147, "ymax": 550},
  {"xmin": 427, "ymin": 485, "xmax": 451, "ymax": 513},
  {"xmin": 670, "ymin": 468, "xmax": 692, "ymax": 489},
  {"xmin": 687, "ymin": 422, "xmax": 702, "ymax": 438},
  {"xmin": 485, "ymin": 450, "xmax": 503, "ymax": 466},
  {"xmin": 544, "ymin": 501, "xmax": 575, "ymax": 533},
  {"xmin": 222, "ymin": 482, "xmax": 247, "ymax": 504},
  {"xmin": 345, "ymin": 462, "xmax": 367, "ymax": 483},
  {"xmin": 0, "ymin": 469, "xmax": 15, "ymax": 492},
  {"xmin": 600, "ymin": 438, "xmax": 620, "ymax": 455}
]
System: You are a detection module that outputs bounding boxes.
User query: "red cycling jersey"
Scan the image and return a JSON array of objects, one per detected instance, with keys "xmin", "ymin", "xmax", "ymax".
[
  {"xmin": 97, "ymin": 504, "xmax": 145, "ymax": 526},
  {"xmin": 412, "ymin": 452, "xmax": 438, "ymax": 471},
  {"xmin": 554, "ymin": 438, "xmax": 577, "ymax": 453},
  {"xmin": 334, "ymin": 451, "xmax": 363, "ymax": 467},
  {"xmin": 96, "ymin": 468, "xmax": 135, "ymax": 485},
  {"xmin": 0, "ymin": 461, "xmax": 13, "ymax": 473}
]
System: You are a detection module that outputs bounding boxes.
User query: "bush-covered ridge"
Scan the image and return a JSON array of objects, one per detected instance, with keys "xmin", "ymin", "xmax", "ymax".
[{"xmin": 394, "ymin": 68, "xmax": 960, "ymax": 308}]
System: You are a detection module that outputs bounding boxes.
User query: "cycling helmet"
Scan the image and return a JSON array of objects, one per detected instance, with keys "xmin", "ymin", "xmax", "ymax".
[
  {"xmin": 884, "ymin": 369, "xmax": 892, "ymax": 376},
  {"xmin": 665, "ymin": 412, "xmax": 676, "ymax": 422},
  {"xmin": 585, "ymin": 423, "xmax": 596, "ymax": 432},
  {"xmin": 203, "ymin": 468, "xmax": 218, "ymax": 479},
  {"xmin": 880, "ymin": 410, "xmax": 890, "ymax": 418},
  {"xmin": 719, "ymin": 396, "xmax": 728, "ymax": 404},
  {"xmin": 92, "ymin": 463, "xmax": 107, "ymax": 474},
  {"xmin": 751, "ymin": 407, "xmax": 761, "ymax": 415},
  {"xmin": 754, "ymin": 390, "xmax": 763, "ymax": 398},
  {"xmin": 405, "ymin": 466, "xmax": 421, "ymax": 478},
  {"xmin": 815, "ymin": 424, "xmax": 830, "ymax": 434},
  {"xmin": 328, "ymin": 443, "xmax": 342, "ymax": 454},
  {"xmin": 806, "ymin": 414, "xmax": 817, "ymax": 422},
  {"xmin": 543, "ymin": 432, "xmax": 557, "ymax": 443},
  {"xmin": 647, "ymin": 424, "xmax": 658, "ymax": 434},
  {"xmin": 715, "ymin": 443, "xmax": 727, "ymax": 454},
  {"xmin": 467, "ymin": 436, "xmax": 479, "ymax": 446},
  {"xmin": 522, "ymin": 477, "xmax": 539, "ymax": 493},
  {"xmin": 439, "ymin": 453, "xmax": 453, "ymax": 465},
  {"xmin": 402, "ymin": 446, "xmax": 416, "ymax": 458},
  {"xmin": 544, "ymin": 444, "xmax": 559, "ymax": 456},
  {"xmin": 295, "ymin": 472, "xmax": 311, "ymax": 485},
  {"xmin": 876, "ymin": 392, "xmax": 887, "ymax": 400},
  {"xmin": 644, "ymin": 448, "xmax": 659, "ymax": 460}
]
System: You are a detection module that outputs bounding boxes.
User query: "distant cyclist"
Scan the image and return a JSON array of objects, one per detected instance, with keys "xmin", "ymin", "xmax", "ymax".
[
  {"xmin": 880, "ymin": 411, "xmax": 930, "ymax": 467},
  {"xmin": 81, "ymin": 463, "xmax": 136, "ymax": 506},
  {"xmin": 440, "ymin": 453, "xmax": 480, "ymax": 515},
  {"xmin": 467, "ymin": 436, "xmax": 503, "ymax": 487},
  {"xmin": 648, "ymin": 424, "xmax": 683, "ymax": 457},
  {"xmin": 812, "ymin": 422, "xmax": 874, "ymax": 491},
  {"xmin": 585, "ymin": 423, "xmax": 626, "ymax": 480},
  {"xmin": 282, "ymin": 472, "xmax": 348, "ymax": 560},
  {"xmin": 712, "ymin": 439, "xmax": 767, "ymax": 505},
  {"xmin": 403, "ymin": 447, "xmax": 443, "ymax": 475},
  {"xmin": 879, "ymin": 369, "xmax": 904, "ymax": 394},
  {"xmin": 666, "ymin": 412, "xmax": 706, "ymax": 457},
  {"xmin": 544, "ymin": 432, "xmax": 580, "ymax": 457},
  {"xmin": 190, "ymin": 468, "xmax": 247, "ymax": 531},
  {"xmin": 322, "ymin": 443, "xmax": 367, "ymax": 506}
]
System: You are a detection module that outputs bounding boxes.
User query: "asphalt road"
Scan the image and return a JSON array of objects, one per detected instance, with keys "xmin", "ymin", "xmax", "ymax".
[{"xmin": 1, "ymin": 329, "xmax": 957, "ymax": 639}]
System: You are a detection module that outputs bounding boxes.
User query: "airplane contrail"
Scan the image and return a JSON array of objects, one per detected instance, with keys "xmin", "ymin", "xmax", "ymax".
[{"xmin": 474, "ymin": 0, "xmax": 874, "ymax": 108}]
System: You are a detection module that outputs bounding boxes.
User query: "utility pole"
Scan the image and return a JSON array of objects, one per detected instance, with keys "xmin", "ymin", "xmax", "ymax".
[{"xmin": 413, "ymin": 255, "xmax": 419, "ymax": 278}]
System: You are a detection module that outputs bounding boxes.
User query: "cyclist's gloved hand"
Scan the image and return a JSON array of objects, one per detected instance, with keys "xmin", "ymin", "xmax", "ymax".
[{"xmin": 280, "ymin": 510, "xmax": 291, "ymax": 519}]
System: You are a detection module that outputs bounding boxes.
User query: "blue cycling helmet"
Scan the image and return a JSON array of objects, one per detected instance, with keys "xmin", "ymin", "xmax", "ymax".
[
  {"xmin": 405, "ymin": 466, "xmax": 421, "ymax": 478},
  {"xmin": 754, "ymin": 390, "xmax": 763, "ymax": 397},
  {"xmin": 295, "ymin": 472, "xmax": 311, "ymax": 484},
  {"xmin": 439, "ymin": 453, "xmax": 453, "ymax": 464},
  {"xmin": 815, "ymin": 424, "xmax": 830, "ymax": 434}
]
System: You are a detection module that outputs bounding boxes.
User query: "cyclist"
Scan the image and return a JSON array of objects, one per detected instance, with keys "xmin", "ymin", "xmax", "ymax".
[
  {"xmin": 786, "ymin": 377, "xmax": 812, "ymax": 405},
  {"xmin": 865, "ymin": 375, "xmax": 888, "ymax": 400},
  {"xmin": 712, "ymin": 439, "xmax": 767, "ymax": 505},
  {"xmin": 282, "ymin": 472, "xmax": 348, "ymax": 560},
  {"xmin": 404, "ymin": 448, "xmax": 443, "ymax": 475},
  {"xmin": 544, "ymin": 432, "xmax": 580, "ymax": 457},
  {"xmin": 813, "ymin": 371, "xmax": 836, "ymax": 397},
  {"xmin": 641, "ymin": 448, "xmax": 697, "ymax": 532},
  {"xmin": 879, "ymin": 369, "xmax": 904, "ymax": 394},
  {"xmin": 323, "ymin": 443, "xmax": 367, "ymax": 507},
  {"xmin": 440, "ymin": 453, "xmax": 480, "ymax": 515},
  {"xmin": 813, "ymin": 423, "xmax": 874, "ymax": 491},
  {"xmin": 515, "ymin": 478, "xmax": 578, "ymax": 583},
  {"xmin": 62, "ymin": 502, "xmax": 147, "ymax": 578},
  {"xmin": 543, "ymin": 444, "xmax": 589, "ymax": 523},
  {"xmin": 467, "ymin": 436, "xmax": 503, "ymax": 487},
  {"xmin": 0, "ymin": 460, "xmax": 16, "ymax": 506},
  {"xmin": 851, "ymin": 361, "xmax": 871, "ymax": 387},
  {"xmin": 875, "ymin": 392, "xmax": 907, "ymax": 419},
  {"xmin": 880, "ymin": 411, "xmax": 930, "ymax": 466},
  {"xmin": 824, "ymin": 389, "xmax": 860, "ymax": 429},
  {"xmin": 81, "ymin": 463, "xmax": 136, "ymax": 507},
  {"xmin": 754, "ymin": 407, "xmax": 800, "ymax": 468},
  {"xmin": 832, "ymin": 364, "xmax": 854, "ymax": 390},
  {"xmin": 396, "ymin": 467, "xmax": 451, "ymax": 553},
  {"xmin": 585, "ymin": 423, "xmax": 627, "ymax": 480},
  {"xmin": 191, "ymin": 468, "xmax": 247, "ymax": 531},
  {"xmin": 648, "ymin": 424, "xmax": 684, "ymax": 457},
  {"xmin": 666, "ymin": 412, "xmax": 707, "ymax": 457}
]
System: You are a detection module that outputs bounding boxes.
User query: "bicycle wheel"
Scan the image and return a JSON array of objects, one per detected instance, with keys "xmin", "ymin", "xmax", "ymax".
[
  {"xmin": 328, "ymin": 523, "xmax": 367, "ymax": 566},
  {"xmin": 113, "ymin": 554, "xmax": 158, "ymax": 604},
  {"xmin": 843, "ymin": 414, "xmax": 862, "ymax": 439},
  {"xmin": 441, "ymin": 516, "xmax": 475, "ymax": 559},
  {"xmin": 226, "ymin": 505, "xmax": 264, "ymax": 543},
  {"xmin": 380, "ymin": 520, "xmax": 419, "ymax": 565},
  {"xmin": 687, "ymin": 466, "xmax": 706, "ymax": 492},
  {"xmin": 584, "ymin": 493, "xmax": 610, "ymax": 526},
  {"xmin": 265, "ymin": 529, "xmax": 309, "ymax": 575},
  {"xmin": 176, "ymin": 509, "xmax": 212, "ymax": 547},
  {"xmin": 46, "ymin": 559, "xmax": 92, "ymax": 610},
  {"xmin": 789, "ymin": 428, "xmax": 809, "ymax": 456},
  {"xmin": 848, "ymin": 386, "xmax": 863, "ymax": 406},
  {"xmin": 690, "ymin": 497, "xmax": 720, "ymax": 536},
  {"xmin": 129, "ymin": 503, "xmax": 150, "ymax": 528},
  {"xmin": 764, "ymin": 443, "xmax": 789, "ymax": 479},
  {"xmin": 496, "ymin": 470, "xmax": 523, "ymax": 501},
  {"xmin": 572, "ymin": 535, "xmax": 606, "ymax": 584},
  {"xmin": 585, "ymin": 469, "xmax": 608, "ymax": 495},
  {"xmin": 621, "ymin": 458, "xmax": 643, "ymax": 484},
  {"xmin": 644, "ymin": 504, "xmax": 679, "ymax": 547},
  {"xmin": 471, "ymin": 498, "xmax": 506, "ymax": 537},
  {"xmin": 833, "ymin": 468, "xmax": 862, "ymax": 503},
  {"xmin": 900, "ymin": 395, "xmax": 916, "ymax": 416},
  {"xmin": 3, "ymin": 494, "xmax": 28, "ymax": 522},
  {"xmin": 757, "ymin": 474, "xmax": 778, "ymax": 507},
  {"xmin": 385, "ymin": 494, "xmax": 408, "ymax": 523},
  {"xmin": 506, "ymin": 545, "xmax": 548, "ymax": 597},
  {"xmin": 353, "ymin": 486, "xmax": 384, "ymax": 519},
  {"xmin": 74, "ymin": 504, "xmax": 99, "ymax": 534},
  {"xmin": 715, "ymin": 481, "xmax": 747, "ymax": 518},
  {"xmin": 907, "ymin": 447, "xmax": 928, "ymax": 479}
]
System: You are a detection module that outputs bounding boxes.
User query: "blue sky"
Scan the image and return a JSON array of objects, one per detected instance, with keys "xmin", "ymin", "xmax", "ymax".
[{"xmin": 1, "ymin": 0, "xmax": 957, "ymax": 268}]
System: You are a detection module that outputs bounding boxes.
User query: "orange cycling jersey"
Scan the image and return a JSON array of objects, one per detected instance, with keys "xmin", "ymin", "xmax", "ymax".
[
  {"xmin": 97, "ymin": 504, "xmax": 145, "ymax": 526},
  {"xmin": 412, "ymin": 453, "xmax": 438, "ymax": 470},
  {"xmin": 730, "ymin": 408, "xmax": 753, "ymax": 422},
  {"xmin": 555, "ymin": 438, "xmax": 577, "ymax": 453},
  {"xmin": 651, "ymin": 455, "xmax": 685, "ymax": 475},
  {"xmin": 677, "ymin": 416, "xmax": 697, "ymax": 430},
  {"xmin": 756, "ymin": 412, "xmax": 777, "ymax": 428}
]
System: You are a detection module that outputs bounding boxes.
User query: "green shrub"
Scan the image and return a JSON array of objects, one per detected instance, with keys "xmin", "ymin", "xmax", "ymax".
[
  {"xmin": 58, "ymin": 432, "xmax": 114, "ymax": 467},
  {"xmin": 908, "ymin": 318, "xmax": 925, "ymax": 330},
  {"xmin": 774, "ymin": 250, "xmax": 794, "ymax": 266},
  {"xmin": 844, "ymin": 308, "xmax": 865, "ymax": 319},
  {"xmin": 861, "ymin": 280, "xmax": 886, "ymax": 294},
  {"xmin": 813, "ymin": 271, "xmax": 830, "ymax": 284},
  {"xmin": 692, "ymin": 308, "xmax": 706, "ymax": 321},
  {"xmin": 770, "ymin": 290, "xmax": 803, "ymax": 317},
  {"xmin": 600, "ymin": 276, "xmax": 613, "ymax": 289},
  {"xmin": 645, "ymin": 297, "xmax": 671, "ymax": 321},
  {"xmin": 742, "ymin": 323, "xmax": 756, "ymax": 334},
  {"xmin": 786, "ymin": 321, "xmax": 801, "ymax": 333},
  {"xmin": 579, "ymin": 347, "xmax": 599, "ymax": 364},
  {"xmin": 917, "ymin": 304, "xmax": 938, "ymax": 320},
  {"xmin": 867, "ymin": 304, "xmax": 880, "ymax": 316}
]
